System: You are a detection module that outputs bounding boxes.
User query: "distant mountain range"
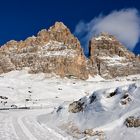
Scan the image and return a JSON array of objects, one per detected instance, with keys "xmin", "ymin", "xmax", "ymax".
[{"xmin": 0, "ymin": 22, "xmax": 140, "ymax": 79}]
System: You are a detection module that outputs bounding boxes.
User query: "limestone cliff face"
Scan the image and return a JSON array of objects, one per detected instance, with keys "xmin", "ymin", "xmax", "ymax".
[
  {"xmin": 88, "ymin": 33, "xmax": 140, "ymax": 78},
  {"xmin": 0, "ymin": 22, "xmax": 88, "ymax": 79},
  {"xmin": 0, "ymin": 23, "xmax": 140, "ymax": 79},
  {"xmin": 0, "ymin": 50, "xmax": 15, "ymax": 73}
]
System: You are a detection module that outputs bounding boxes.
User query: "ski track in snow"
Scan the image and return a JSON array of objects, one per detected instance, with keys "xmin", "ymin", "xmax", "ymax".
[
  {"xmin": 13, "ymin": 116, "xmax": 29, "ymax": 140},
  {"xmin": 22, "ymin": 111, "xmax": 67, "ymax": 140},
  {"xmin": 17, "ymin": 116, "xmax": 37, "ymax": 140},
  {"xmin": 0, "ymin": 109, "xmax": 67, "ymax": 140},
  {"xmin": 0, "ymin": 71, "xmax": 140, "ymax": 140},
  {"xmin": 0, "ymin": 112, "xmax": 18, "ymax": 140}
]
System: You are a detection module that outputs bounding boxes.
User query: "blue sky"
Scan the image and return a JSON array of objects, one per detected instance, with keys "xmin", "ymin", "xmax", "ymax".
[{"xmin": 0, "ymin": 0, "xmax": 140, "ymax": 54}]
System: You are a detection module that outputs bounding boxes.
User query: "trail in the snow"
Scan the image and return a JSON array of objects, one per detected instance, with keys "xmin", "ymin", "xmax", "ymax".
[
  {"xmin": 23, "ymin": 112, "xmax": 67, "ymax": 140},
  {"xmin": 0, "ymin": 112, "xmax": 18, "ymax": 140},
  {"xmin": 18, "ymin": 116, "xmax": 38, "ymax": 140},
  {"xmin": 13, "ymin": 116, "xmax": 30, "ymax": 140},
  {"xmin": 0, "ymin": 109, "xmax": 69, "ymax": 140}
]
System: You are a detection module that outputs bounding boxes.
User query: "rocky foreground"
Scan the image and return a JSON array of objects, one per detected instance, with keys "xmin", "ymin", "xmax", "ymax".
[
  {"xmin": 0, "ymin": 22, "xmax": 140, "ymax": 79},
  {"xmin": 47, "ymin": 82, "xmax": 140, "ymax": 139}
]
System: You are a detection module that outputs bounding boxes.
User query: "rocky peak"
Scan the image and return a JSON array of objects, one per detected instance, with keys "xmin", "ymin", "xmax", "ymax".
[
  {"xmin": 1, "ymin": 22, "xmax": 81, "ymax": 53},
  {"xmin": 0, "ymin": 22, "xmax": 88, "ymax": 79},
  {"xmin": 94, "ymin": 32, "xmax": 116, "ymax": 41},
  {"xmin": 89, "ymin": 32, "xmax": 135, "ymax": 59},
  {"xmin": 88, "ymin": 32, "xmax": 140, "ymax": 78},
  {"xmin": 48, "ymin": 22, "xmax": 81, "ymax": 50},
  {"xmin": 48, "ymin": 22, "xmax": 67, "ymax": 32},
  {"xmin": 0, "ymin": 24, "xmax": 140, "ymax": 80}
]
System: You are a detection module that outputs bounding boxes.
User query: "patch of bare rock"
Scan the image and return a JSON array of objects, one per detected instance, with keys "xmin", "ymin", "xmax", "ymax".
[{"xmin": 125, "ymin": 116, "xmax": 140, "ymax": 127}]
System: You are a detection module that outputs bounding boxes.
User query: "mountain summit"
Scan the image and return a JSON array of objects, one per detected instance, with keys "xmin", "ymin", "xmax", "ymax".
[
  {"xmin": 89, "ymin": 32, "xmax": 140, "ymax": 78},
  {"xmin": 0, "ymin": 22, "xmax": 140, "ymax": 79},
  {"xmin": 0, "ymin": 22, "xmax": 88, "ymax": 79}
]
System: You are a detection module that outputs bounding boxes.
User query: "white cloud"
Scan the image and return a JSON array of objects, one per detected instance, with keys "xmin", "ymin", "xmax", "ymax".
[{"xmin": 74, "ymin": 8, "xmax": 140, "ymax": 52}]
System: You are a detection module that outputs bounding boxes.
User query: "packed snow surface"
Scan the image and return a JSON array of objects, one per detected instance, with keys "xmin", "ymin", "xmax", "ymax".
[{"xmin": 0, "ymin": 70, "xmax": 140, "ymax": 140}]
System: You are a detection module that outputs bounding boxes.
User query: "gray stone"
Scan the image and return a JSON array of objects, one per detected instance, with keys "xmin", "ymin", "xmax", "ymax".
[{"xmin": 68, "ymin": 101, "xmax": 84, "ymax": 113}]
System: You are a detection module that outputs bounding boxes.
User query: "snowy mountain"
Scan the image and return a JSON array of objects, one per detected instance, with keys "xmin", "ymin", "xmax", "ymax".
[
  {"xmin": 0, "ymin": 22, "xmax": 140, "ymax": 140},
  {"xmin": 0, "ymin": 22, "xmax": 140, "ymax": 79}
]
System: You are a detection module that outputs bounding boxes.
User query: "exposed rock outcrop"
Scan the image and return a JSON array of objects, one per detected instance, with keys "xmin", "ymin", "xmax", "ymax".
[
  {"xmin": 0, "ymin": 23, "xmax": 140, "ymax": 79},
  {"xmin": 68, "ymin": 101, "xmax": 84, "ymax": 113},
  {"xmin": 0, "ymin": 22, "xmax": 88, "ymax": 79},
  {"xmin": 0, "ymin": 50, "xmax": 15, "ymax": 73},
  {"xmin": 84, "ymin": 129, "xmax": 104, "ymax": 137},
  {"xmin": 89, "ymin": 33, "xmax": 140, "ymax": 78},
  {"xmin": 125, "ymin": 116, "xmax": 140, "ymax": 127}
]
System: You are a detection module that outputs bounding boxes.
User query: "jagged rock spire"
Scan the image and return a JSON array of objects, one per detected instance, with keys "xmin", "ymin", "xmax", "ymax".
[
  {"xmin": 88, "ymin": 32, "xmax": 140, "ymax": 78},
  {"xmin": 0, "ymin": 22, "xmax": 88, "ymax": 79},
  {"xmin": 0, "ymin": 25, "xmax": 140, "ymax": 79},
  {"xmin": 48, "ymin": 22, "xmax": 67, "ymax": 32}
]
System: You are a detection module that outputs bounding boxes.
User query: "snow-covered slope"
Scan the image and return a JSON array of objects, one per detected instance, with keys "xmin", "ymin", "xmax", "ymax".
[
  {"xmin": 0, "ymin": 70, "xmax": 140, "ymax": 140},
  {"xmin": 38, "ymin": 77, "xmax": 140, "ymax": 139},
  {"xmin": 0, "ymin": 70, "xmax": 138, "ymax": 109}
]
